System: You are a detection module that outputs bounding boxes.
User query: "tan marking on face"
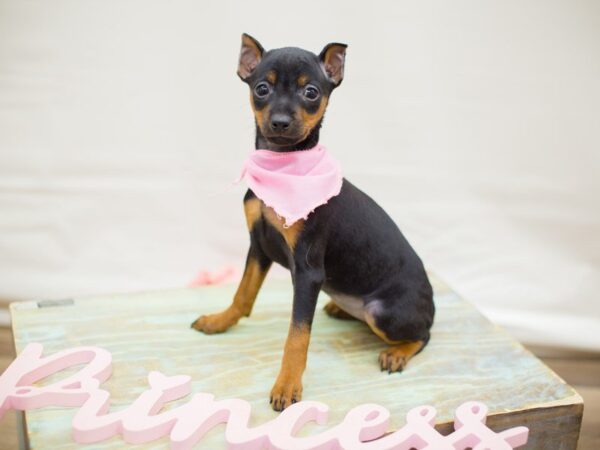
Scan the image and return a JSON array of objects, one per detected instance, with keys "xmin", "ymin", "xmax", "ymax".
[
  {"xmin": 300, "ymin": 96, "xmax": 328, "ymax": 139},
  {"xmin": 250, "ymin": 93, "xmax": 270, "ymax": 134},
  {"xmin": 244, "ymin": 197, "xmax": 263, "ymax": 231},
  {"xmin": 266, "ymin": 70, "xmax": 277, "ymax": 84},
  {"xmin": 297, "ymin": 74, "xmax": 309, "ymax": 87},
  {"xmin": 262, "ymin": 205, "xmax": 304, "ymax": 250}
]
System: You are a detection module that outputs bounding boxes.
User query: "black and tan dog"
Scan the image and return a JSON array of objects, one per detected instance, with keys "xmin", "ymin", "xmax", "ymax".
[{"xmin": 191, "ymin": 34, "xmax": 435, "ymax": 411}]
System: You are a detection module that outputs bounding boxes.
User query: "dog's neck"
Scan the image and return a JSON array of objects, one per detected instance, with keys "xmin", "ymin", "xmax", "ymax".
[{"xmin": 255, "ymin": 122, "xmax": 322, "ymax": 152}]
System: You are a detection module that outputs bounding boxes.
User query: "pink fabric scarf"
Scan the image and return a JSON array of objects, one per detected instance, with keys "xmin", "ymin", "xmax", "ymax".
[{"xmin": 238, "ymin": 144, "xmax": 343, "ymax": 227}]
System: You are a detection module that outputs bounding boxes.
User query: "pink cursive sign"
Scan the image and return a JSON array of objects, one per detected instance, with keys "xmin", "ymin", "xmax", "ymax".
[{"xmin": 0, "ymin": 343, "xmax": 528, "ymax": 449}]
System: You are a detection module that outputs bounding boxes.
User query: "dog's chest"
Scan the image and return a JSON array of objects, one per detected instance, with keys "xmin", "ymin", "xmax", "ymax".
[{"xmin": 244, "ymin": 197, "xmax": 305, "ymax": 267}]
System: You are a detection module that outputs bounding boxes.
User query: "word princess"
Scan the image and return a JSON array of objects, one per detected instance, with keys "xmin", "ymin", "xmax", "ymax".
[{"xmin": 0, "ymin": 343, "xmax": 528, "ymax": 449}]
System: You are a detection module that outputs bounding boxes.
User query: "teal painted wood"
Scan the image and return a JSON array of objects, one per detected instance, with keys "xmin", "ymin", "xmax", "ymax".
[{"xmin": 9, "ymin": 275, "xmax": 582, "ymax": 449}]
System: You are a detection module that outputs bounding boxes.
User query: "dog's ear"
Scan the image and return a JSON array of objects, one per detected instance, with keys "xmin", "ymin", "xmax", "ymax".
[
  {"xmin": 319, "ymin": 43, "xmax": 347, "ymax": 87},
  {"xmin": 237, "ymin": 33, "xmax": 264, "ymax": 81}
]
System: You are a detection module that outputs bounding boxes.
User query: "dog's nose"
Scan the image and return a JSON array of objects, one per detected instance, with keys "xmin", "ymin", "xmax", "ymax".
[{"xmin": 270, "ymin": 114, "xmax": 291, "ymax": 132}]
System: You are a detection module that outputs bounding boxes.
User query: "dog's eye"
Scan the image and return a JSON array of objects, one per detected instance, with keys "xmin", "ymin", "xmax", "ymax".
[
  {"xmin": 303, "ymin": 85, "xmax": 320, "ymax": 101},
  {"xmin": 254, "ymin": 82, "xmax": 271, "ymax": 98}
]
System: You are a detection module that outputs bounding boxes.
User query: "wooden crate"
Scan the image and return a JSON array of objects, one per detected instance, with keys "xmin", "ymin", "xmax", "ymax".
[{"xmin": 9, "ymin": 275, "xmax": 583, "ymax": 449}]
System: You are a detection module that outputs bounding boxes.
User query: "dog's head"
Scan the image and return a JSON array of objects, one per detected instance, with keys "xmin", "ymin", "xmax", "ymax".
[{"xmin": 237, "ymin": 34, "xmax": 347, "ymax": 150}]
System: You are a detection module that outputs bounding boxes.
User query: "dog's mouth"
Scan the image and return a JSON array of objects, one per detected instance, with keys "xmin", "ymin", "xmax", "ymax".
[
  {"xmin": 258, "ymin": 117, "xmax": 312, "ymax": 148},
  {"xmin": 262, "ymin": 134, "xmax": 302, "ymax": 146}
]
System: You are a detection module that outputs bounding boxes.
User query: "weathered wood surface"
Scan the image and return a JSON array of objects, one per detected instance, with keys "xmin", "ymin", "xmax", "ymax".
[{"xmin": 10, "ymin": 274, "xmax": 582, "ymax": 449}]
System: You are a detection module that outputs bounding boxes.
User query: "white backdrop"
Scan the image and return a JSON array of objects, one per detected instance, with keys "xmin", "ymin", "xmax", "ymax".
[{"xmin": 1, "ymin": 0, "xmax": 599, "ymax": 351}]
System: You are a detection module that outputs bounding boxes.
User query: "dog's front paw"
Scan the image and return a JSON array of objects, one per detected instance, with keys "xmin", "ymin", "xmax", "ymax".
[
  {"xmin": 190, "ymin": 310, "xmax": 238, "ymax": 334},
  {"xmin": 269, "ymin": 376, "xmax": 303, "ymax": 412}
]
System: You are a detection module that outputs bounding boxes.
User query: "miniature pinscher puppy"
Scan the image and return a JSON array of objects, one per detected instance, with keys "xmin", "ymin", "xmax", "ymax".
[{"xmin": 191, "ymin": 34, "xmax": 435, "ymax": 411}]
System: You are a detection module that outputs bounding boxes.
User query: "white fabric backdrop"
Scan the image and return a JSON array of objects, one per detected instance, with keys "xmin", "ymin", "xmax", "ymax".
[{"xmin": 1, "ymin": 0, "xmax": 599, "ymax": 351}]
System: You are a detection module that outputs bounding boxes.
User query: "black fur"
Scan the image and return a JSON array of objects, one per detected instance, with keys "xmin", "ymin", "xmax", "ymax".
[
  {"xmin": 194, "ymin": 36, "xmax": 435, "ymax": 411},
  {"xmin": 241, "ymin": 39, "xmax": 434, "ymax": 344}
]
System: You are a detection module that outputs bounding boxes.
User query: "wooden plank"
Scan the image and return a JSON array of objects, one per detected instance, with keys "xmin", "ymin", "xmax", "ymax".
[
  {"xmin": 575, "ymin": 386, "xmax": 600, "ymax": 450},
  {"xmin": 0, "ymin": 411, "xmax": 21, "ymax": 450},
  {"xmin": 9, "ymin": 275, "xmax": 583, "ymax": 449},
  {"xmin": 0, "ymin": 326, "xmax": 14, "ymax": 359},
  {"xmin": 436, "ymin": 404, "xmax": 583, "ymax": 449}
]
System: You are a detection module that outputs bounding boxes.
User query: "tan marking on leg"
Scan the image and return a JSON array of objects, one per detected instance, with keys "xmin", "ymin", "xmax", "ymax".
[
  {"xmin": 191, "ymin": 258, "xmax": 270, "ymax": 334},
  {"xmin": 378, "ymin": 341, "xmax": 424, "ymax": 373},
  {"xmin": 365, "ymin": 310, "xmax": 405, "ymax": 345},
  {"xmin": 270, "ymin": 323, "xmax": 310, "ymax": 411},
  {"xmin": 231, "ymin": 258, "xmax": 270, "ymax": 317},
  {"xmin": 244, "ymin": 197, "xmax": 263, "ymax": 231},
  {"xmin": 262, "ymin": 206, "xmax": 304, "ymax": 251}
]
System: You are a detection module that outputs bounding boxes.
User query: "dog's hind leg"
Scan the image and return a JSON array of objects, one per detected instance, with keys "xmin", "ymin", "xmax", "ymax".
[{"xmin": 364, "ymin": 287, "xmax": 434, "ymax": 373}]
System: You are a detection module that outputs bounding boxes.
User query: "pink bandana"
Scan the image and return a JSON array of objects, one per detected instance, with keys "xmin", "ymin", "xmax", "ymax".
[{"xmin": 238, "ymin": 144, "xmax": 343, "ymax": 227}]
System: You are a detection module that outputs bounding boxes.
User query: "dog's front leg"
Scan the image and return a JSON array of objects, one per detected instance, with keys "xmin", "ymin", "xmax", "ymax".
[
  {"xmin": 191, "ymin": 246, "xmax": 271, "ymax": 334},
  {"xmin": 270, "ymin": 265, "xmax": 324, "ymax": 411}
]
